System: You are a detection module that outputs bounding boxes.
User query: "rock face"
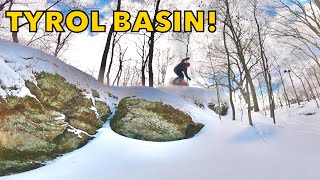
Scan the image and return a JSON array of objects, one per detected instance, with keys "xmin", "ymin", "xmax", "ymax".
[
  {"xmin": 0, "ymin": 72, "xmax": 111, "ymax": 176},
  {"xmin": 208, "ymin": 102, "xmax": 229, "ymax": 116},
  {"xmin": 110, "ymin": 98, "xmax": 204, "ymax": 142}
]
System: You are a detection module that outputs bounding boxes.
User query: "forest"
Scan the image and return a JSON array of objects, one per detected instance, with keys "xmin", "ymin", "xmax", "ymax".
[{"xmin": 0, "ymin": 0, "xmax": 319, "ymax": 125}]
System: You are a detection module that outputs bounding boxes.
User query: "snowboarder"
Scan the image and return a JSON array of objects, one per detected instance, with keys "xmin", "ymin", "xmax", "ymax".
[{"xmin": 172, "ymin": 57, "xmax": 191, "ymax": 86}]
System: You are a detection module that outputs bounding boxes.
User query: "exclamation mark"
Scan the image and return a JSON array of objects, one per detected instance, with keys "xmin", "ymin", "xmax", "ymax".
[{"xmin": 208, "ymin": 11, "xmax": 216, "ymax": 33}]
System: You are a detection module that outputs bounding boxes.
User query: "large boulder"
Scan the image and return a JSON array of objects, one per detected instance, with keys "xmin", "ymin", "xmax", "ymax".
[
  {"xmin": 110, "ymin": 98, "xmax": 204, "ymax": 142},
  {"xmin": 0, "ymin": 72, "xmax": 111, "ymax": 176}
]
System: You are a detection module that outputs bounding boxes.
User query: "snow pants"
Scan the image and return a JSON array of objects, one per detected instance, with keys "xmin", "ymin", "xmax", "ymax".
[{"xmin": 174, "ymin": 68, "xmax": 184, "ymax": 80}]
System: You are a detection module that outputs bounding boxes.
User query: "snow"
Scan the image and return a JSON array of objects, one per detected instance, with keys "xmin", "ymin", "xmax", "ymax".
[
  {"xmin": 0, "ymin": 56, "xmax": 33, "ymax": 98},
  {"xmin": 54, "ymin": 113, "xmax": 66, "ymax": 121},
  {"xmin": 0, "ymin": 39, "xmax": 111, "ymax": 104},
  {"xmin": 67, "ymin": 125, "xmax": 91, "ymax": 139},
  {"xmin": 2, "ymin": 101, "xmax": 320, "ymax": 180},
  {"xmin": 0, "ymin": 39, "xmax": 320, "ymax": 180}
]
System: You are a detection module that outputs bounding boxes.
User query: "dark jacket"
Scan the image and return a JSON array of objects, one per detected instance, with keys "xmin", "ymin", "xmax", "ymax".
[{"xmin": 174, "ymin": 62, "xmax": 190, "ymax": 80}]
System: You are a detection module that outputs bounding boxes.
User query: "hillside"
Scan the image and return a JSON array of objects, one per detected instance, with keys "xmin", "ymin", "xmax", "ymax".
[{"xmin": 0, "ymin": 40, "xmax": 319, "ymax": 180}]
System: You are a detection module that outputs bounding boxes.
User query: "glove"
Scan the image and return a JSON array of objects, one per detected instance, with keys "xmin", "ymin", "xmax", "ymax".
[
  {"xmin": 182, "ymin": 57, "xmax": 190, "ymax": 62},
  {"xmin": 188, "ymin": 77, "xmax": 191, "ymax": 81}
]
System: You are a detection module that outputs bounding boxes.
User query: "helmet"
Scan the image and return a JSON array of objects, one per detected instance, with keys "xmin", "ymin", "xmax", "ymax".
[{"xmin": 185, "ymin": 62, "xmax": 190, "ymax": 67}]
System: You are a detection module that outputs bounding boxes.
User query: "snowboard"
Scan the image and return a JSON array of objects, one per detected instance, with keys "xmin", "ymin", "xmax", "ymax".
[{"xmin": 170, "ymin": 78, "xmax": 189, "ymax": 86}]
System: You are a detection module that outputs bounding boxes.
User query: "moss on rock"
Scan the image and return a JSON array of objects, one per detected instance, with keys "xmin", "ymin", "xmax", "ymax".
[
  {"xmin": 27, "ymin": 72, "xmax": 81, "ymax": 111},
  {"xmin": 53, "ymin": 130, "xmax": 92, "ymax": 154},
  {"xmin": 0, "ymin": 158, "xmax": 43, "ymax": 176},
  {"xmin": 26, "ymin": 73, "xmax": 107, "ymax": 134},
  {"xmin": 0, "ymin": 96, "xmax": 61, "ymax": 175},
  {"xmin": 110, "ymin": 98, "xmax": 204, "ymax": 142},
  {"xmin": 1, "ymin": 72, "xmax": 111, "ymax": 176},
  {"xmin": 95, "ymin": 101, "xmax": 111, "ymax": 122},
  {"xmin": 64, "ymin": 96, "xmax": 103, "ymax": 134},
  {"xmin": 91, "ymin": 89, "xmax": 100, "ymax": 98}
]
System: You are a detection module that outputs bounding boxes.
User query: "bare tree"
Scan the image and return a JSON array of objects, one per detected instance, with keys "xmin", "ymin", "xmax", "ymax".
[
  {"xmin": 8, "ymin": 0, "xmax": 63, "ymax": 44},
  {"xmin": 132, "ymin": 32, "xmax": 150, "ymax": 86},
  {"xmin": 252, "ymin": 0, "xmax": 276, "ymax": 123},
  {"xmin": 53, "ymin": 31, "xmax": 73, "ymax": 57},
  {"xmin": 291, "ymin": 69, "xmax": 310, "ymax": 102},
  {"xmin": 0, "ymin": 0, "xmax": 12, "ymax": 12},
  {"xmin": 272, "ymin": 59, "xmax": 291, "ymax": 107},
  {"xmin": 222, "ymin": 14, "xmax": 236, "ymax": 120},
  {"xmin": 223, "ymin": 0, "xmax": 260, "ymax": 112},
  {"xmin": 284, "ymin": 69, "xmax": 301, "ymax": 105},
  {"xmin": 303, "ymin": 74, "xmax": 320, "ymax": 107},
  {"xmin": 113, "ymin": 44, "xmax": 128, "ymax": 86},
  {"xmin": 273, "ymin": 0, "xmax": 320, "ymax": 68},
  {"xmin": 98, "ymin": 0, "xmax": 121, "ymax": 83},
  {"xmin": 156, "ymin": 48, "xmax": 175, "ymax": 86},
  {"xmin": 172, "ymin": 32, "xmax": 192, "ymax": 58},
  {"xmin": 148, "ymin": 0, "xmax": 161, "ymax": 87}
]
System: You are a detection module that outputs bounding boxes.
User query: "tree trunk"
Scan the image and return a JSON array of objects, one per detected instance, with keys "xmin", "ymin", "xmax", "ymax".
[
  {"xmin": 315, "ymin": 0, "xmax": 320, "ymax": 10},
  {"xmin": 288, "ymin": 71, "xmax": 300, "ymax": 105},
  {"xmin": 253, "ymin": 2, "xmax": 274, "ymax": 121},
  {"xmin": 258, "ymin": 80, "xmax": 267, "ymax": 116},
  {"xmin": 142, "ymin": 54, "xmax": 148, "ymax": 86},
  {"xmin": 266, "ymin": 56, "xmax": 276, "ymax": 123},
  {"xmin": 246, "ymin": 81, "xmax": 253, "ymax": 126},
  {"xmin": 310, "ymin": 77, "xmax": 320, "ymax": 99},
  {"xmin": 292, "ymin": 71, "xmax": 310, "ymax": 102},
  {"xmin": 54, "ymin": 33, "xmax": 62, "ymax": 57},
  {"xmin": 313, "ymin": 70, "xmax": 320, "ymax": 88},
  {"xmin": 142, "ymin": 67, "xmax": 146, "ymax": 86},
  {"xmin": 225, "ymin": 0, "xmax": 259, "ymax": 112},
  {"xmin": 277, "ymin": 88, "xmax": 283, "ymax": 108},
  {"xmin": 148, "ymin": 0, "xmax": 161, "ymax": 87},
  {"xmin": 223, "ymin": 19, "xmax": 235, "ymax": 120},
  {"xmin": 216, "ymin": 81, "xmax": 222, "ymax": 121},
  {"xmin": 279, "ymin": 69, "xmax": 290, "ymax": 107},
  {"xmin": 113, "ymin": 48, "xmax": 126, "ymax": 86},
  {"xmin": 0, "ymin": 0, "xmax": 11, "ymax": 11},
  {"xmin": 98, "ymin": 0, "xmax": 121, "ymax": 83},
  {"xmin": 301, "ymin": 80, "xmax": 310, "ymax": 102},
  {"xmin": 242, "ymin": 54, "xmax": 259, "ymax": 112},
  {"xmin": 8, "ymin": 0, "xmax": 18, "ymax": 43},
  {"xmin": 98, "ymin": 25, "xmax": 114, "ymax": 83},
  {"xmin": 12, "ymin": 32, "xmax": 18, "ymax": 43},
  {"xmin": 9, "ymin": 0, "xmax": 63, "ymax": 44},
  {"xmin": 304, "ymin": 76, "xmax": 319, "ymax": 108},
  {"xmin": 186, "ymin": 33, "xmax": 191, "ymax": 58},
  {"xmin": 106, "ymin": 34, "xmax": 117, "ymax": 86}
]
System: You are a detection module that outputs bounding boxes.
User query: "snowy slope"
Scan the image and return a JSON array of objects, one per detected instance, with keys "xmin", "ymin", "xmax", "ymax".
[
  {"xmin": 0, "ymin": 39, "xmax": 320, "ymax": 180},
  {"xmin": 1, "ymin": 101, "xmax": 319, "ymax": 180}
]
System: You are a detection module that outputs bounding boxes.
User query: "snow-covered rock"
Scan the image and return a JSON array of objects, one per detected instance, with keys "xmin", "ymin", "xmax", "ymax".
[
  {"xmin": 110, "ymin": 98, "xmax": 204, "ymax": 142},
  {"xmin": 0, "ymin": 40, "xmax": 113, "ymax": 175}
]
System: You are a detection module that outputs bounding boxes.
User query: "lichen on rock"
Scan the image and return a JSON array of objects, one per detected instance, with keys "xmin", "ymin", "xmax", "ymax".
[
  {"xmin": 0, "ymin": 72, "xmax": 111, "ymax": 176},
  {"xmin": 95, "ymin": 101, "xmax": 111, "ymax": 122},
  {"xmin": 110, "ymin": 98, "xmax": 204, "ymax": 142},
  {"xmin": 0, "ymin": 95, "xmax": 62, "ymax": 175}
]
